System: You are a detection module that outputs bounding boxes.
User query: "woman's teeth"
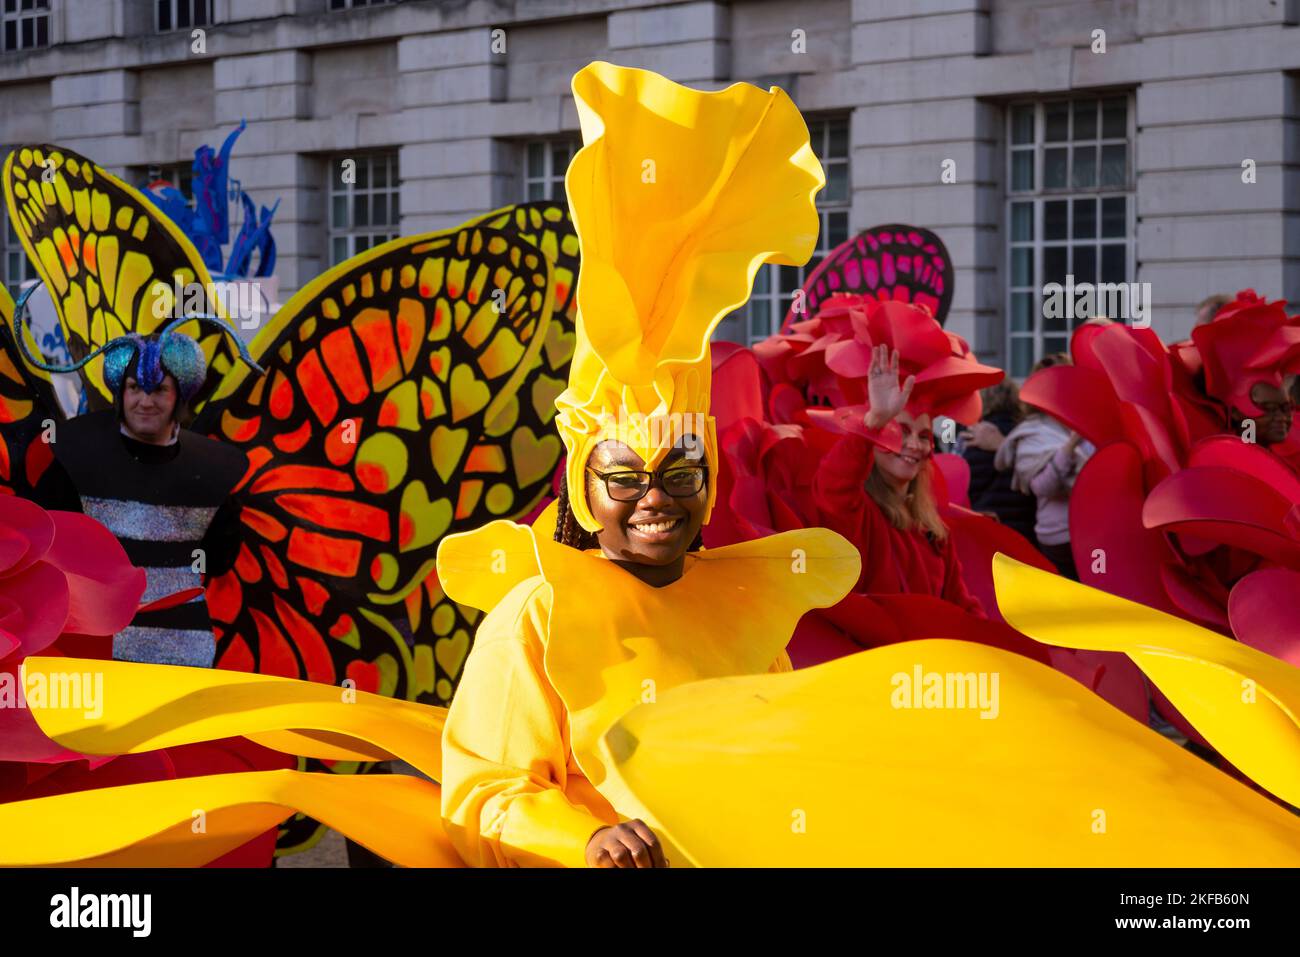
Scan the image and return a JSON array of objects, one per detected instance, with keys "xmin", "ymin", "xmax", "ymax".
[{"xmin": 630, "ymin": 518, "xmax": 682, "ymax": 533}]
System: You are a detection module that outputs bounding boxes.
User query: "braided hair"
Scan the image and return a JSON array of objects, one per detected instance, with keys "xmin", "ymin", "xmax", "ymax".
[{"xmin": 553, "ymin": 469, "xmax": 706, "ymax": 553}]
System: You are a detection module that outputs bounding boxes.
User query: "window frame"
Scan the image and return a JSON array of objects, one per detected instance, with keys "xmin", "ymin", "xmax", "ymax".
[
  {"xmin": 1004, "ymin": 93, "xmax": 1137, "ymax": 378},
  {"xmin": 521, "ymin": 137, "xmax": 580, "ymax": 204},
  {"xmin": 327, "ymin": 150, "xmax": 401, "ymax": 268},
  {"xmin": 155, "ymin": 0, "xmax": 212, "ymax": 32},
  {"xmin": 134, "ymin": 162, "xmax": 197, "ymax": 210},
  {"xmin": 731, "ymin": 114, "xmax": 852, "ymax": 346},
  {"xmin": 1, "ymin": 0, "xmax": 51, "ymax": 53}
]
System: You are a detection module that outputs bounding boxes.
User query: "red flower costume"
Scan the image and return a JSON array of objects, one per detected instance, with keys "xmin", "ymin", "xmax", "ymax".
[
  {"xmin": 1019, "ymin": 291, "xmax": 1300, "ymax": 743},
  {"xmin": 709, "ymin": 296, "xmax": 1106, "ymax": 681},
  {"xmin": 0, "ymin": 495, "xmax": 290, "ymax": 865}
]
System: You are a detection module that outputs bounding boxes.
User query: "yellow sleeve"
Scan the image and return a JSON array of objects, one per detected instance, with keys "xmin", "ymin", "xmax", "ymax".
[{"xmin": 440, "ymin": 582, "xmax": 611, "ymax": 868}]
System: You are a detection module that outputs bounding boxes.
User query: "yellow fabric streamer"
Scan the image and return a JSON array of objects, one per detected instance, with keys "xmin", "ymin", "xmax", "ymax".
[
  {"xmin": 22, "ymin": 657, "xmax": 445, "ymax": 780},
  {"xmin": 992, "ymin": 553, "xmax": 1300, "ymax": 808},
  {"xmin": 0, "ymin": 770, "xmax": 459, "ymax": 868},
  {"xmin": 599, "ymin": 639, "xmax": 1300, "ymax": 866},
  {"xmin": 556, "ymin": 61, "xmax": 825, "ymax": 531}
]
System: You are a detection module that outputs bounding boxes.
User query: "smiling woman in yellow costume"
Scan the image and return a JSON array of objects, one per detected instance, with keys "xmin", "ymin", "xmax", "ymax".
[
  {"xmin": 3, "ymin": 63, "xmax": 1300, "ymax": 869},
  {"xmin": 435, "ymin": 60, "xmax": 857, "ymax": 868}
]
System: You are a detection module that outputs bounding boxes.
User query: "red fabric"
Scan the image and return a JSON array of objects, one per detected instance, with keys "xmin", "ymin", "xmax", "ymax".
[
  {"xmin": 1228, "ymin": 567, "xmax": 1300, "ymax": 667},
  {"xmin": 0, "ymin": 495, "xmax": 283, "ymax": 866},
  {"xmin": 1188, "ymin": 290, "xmax": 1300, "ymax": 417},
  {"xmin": 811, "ymin": 433, "xmax": 984, "ymax": 616},
  {"xmin": 755, "ymin": 294, "xmax": 1002, "ymax": 435}
]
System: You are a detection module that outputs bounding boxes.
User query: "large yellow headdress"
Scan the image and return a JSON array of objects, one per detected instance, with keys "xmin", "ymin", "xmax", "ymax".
[{"xmin": 557, "ymin": 61, "xmax": 824, "ymax": 532}]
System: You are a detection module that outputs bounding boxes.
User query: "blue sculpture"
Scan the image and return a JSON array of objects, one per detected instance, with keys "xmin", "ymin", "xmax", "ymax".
[{"xmin": 143, "ymin": 120, "xmax": 278, "ymax": 279}]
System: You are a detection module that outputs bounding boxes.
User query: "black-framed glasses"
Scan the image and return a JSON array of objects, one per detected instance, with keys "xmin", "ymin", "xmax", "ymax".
[{"xmin": 586, "ymin": 465, "xmax": 708, "ymax": 502}]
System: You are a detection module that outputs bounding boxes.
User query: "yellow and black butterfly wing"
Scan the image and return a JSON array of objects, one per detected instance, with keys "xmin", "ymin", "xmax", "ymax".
[
  {"xmin": 2, "ymin": 145, "xmax": 239, "ymax": 410},
  {"xmin": 0, "ymin": 286, "xmax": 60, "ymax": 497}
]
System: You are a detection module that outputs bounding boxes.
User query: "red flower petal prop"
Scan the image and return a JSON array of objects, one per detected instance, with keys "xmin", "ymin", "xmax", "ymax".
[
  {"xmin": 940, "ymin": 504, "xmax": 1054, "ymax": 622},
  {"xmin": 44, "ymin": 512, "xmax": 147, "ymax": 636},
  {"xmin": 1189, "ymin": 290, "xmax": 1300, "ymax": 418},
  {"xmin": 1228, "ymin": 567, "xmax": 1300, "ymax": 668},
  {"xmin": 0, "ymin": 497, "xmax": 145, "ymax": 765},
  {"xmin": 1143, "ymin": 465, "xmax": 1300, "ymax": 568},
  {"xmin": 758, "ymin": 294, "xmax": 1002, "ymax": 434}
]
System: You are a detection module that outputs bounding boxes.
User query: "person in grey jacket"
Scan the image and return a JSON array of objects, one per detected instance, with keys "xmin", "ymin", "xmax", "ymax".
[{"xmin": 993, "ymin": 355, "xmax": 1093, "ymax": 579}]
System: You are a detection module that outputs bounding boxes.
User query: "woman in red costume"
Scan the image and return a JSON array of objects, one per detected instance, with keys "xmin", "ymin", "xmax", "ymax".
[{"xmin": 812, "ymin": 341, "xmax": 985, "ymax": 615}]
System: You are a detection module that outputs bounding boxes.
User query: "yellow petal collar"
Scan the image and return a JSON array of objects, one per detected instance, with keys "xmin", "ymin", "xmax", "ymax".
[{"xmin": 437, "ymin": 520, "xmax": 859, "ymax": 807}]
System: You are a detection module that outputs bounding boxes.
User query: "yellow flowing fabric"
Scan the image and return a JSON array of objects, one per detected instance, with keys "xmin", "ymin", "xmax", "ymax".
[
  {"xmin": 0, "ymin": 769, "xmax": 458, "ymax": 868},
  {"xmin": 992, "ymin": 553, "xmax": 1300, "ymax": 808},
  {"xmin": 555, "ymin": 61, "xmax": 824, "ymax": 531},
  {"xmin": 0, "ymin": 658, "xmax": 452, "ymax": 868},
  {"xmin": 437, "ymin": 517, "xmax": 859, "ymax": 866},
  {"xmin": 20, "ymin": 657, "xmax": 445, "ymax": 778},
  {"xmin": 599, "ymin": 639, "xmax": 1300, "ymax": 866}
]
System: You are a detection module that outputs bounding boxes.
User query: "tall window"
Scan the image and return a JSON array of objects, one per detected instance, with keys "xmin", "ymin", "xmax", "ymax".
[
  {"xmin": 329, "ymin": 151, "xmax": 400, "ymax": 266},
  {"xmin": 2, "ymin": 0, "xmax": 50, "ymax": 52},
  {"xmin": 725, "ymin": 116, "xmax": 851, "ymax": 346},
  {"xmin": 156, "ymin": 0, "xmax": 210, "ymax": 31},
  {"xmin": 2, "ymin": 208, "xmax": 35, "ymax": 299},
  {"xmin": 522, "ymin": 138, "xmax": 579, "ymax": 203},
  {"xmin": 330, "ymin": 0, "xmax": 397, "ymax": 9},
  {"xmin": 1006, "ymin": 95, "xmax": 1135, "ymax": 377}
]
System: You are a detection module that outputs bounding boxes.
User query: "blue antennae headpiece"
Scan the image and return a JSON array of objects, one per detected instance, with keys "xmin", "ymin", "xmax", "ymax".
[{"xmin": 11, "ymin": 281, "xmax": 265, "ymax": 404}]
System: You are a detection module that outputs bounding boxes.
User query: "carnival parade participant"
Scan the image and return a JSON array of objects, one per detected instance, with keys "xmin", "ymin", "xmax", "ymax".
[
  {"xmin": 1177, "ymin": 289, "xmax": 1300, "ymax": 452},
  {"xmin": 15, "ymin": 310, "xmax": 260, "ymax": 668},
  {"xmin": 434, "ymin": 60, "xmax": 860, "ymax": 868},
  {"xmin": 993, "ymin": 354, "xmax": 1092, "ymax": 580},
  {"xmin": 735, "ymin": 293, "xmax": 1006, "ymax": 615},
  {"xmin": 811, "ymin": 340, "xmax": 985, "ymax": 614}
]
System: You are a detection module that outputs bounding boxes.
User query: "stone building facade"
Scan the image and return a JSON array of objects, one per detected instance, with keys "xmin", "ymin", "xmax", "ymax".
[{"xmin": 1, "ymin": 0, "xmax": 1298, "ymax": 373}]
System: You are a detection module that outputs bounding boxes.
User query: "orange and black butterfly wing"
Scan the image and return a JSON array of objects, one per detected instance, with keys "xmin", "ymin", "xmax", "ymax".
[
  {"xmin": 408, "ymin": 201, "xmax": 579, "ymax": 694},
  {"xmin": 194, "ymin": 205, "xmax": 577, "ymax": 855},
  {"xmin": 198, "ymin": 221, "xmax": 558, "ymax": 697}
]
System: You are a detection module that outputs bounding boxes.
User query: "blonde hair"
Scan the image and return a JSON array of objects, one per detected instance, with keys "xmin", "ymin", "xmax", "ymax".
[{"xmin": 865, "ymin": 460, "xmax": 948, "ymax": 542}]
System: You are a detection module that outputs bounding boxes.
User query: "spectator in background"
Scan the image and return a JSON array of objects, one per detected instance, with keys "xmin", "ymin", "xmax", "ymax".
[
  {"xmin": 1194, "ymin": 292, "xmax": 1233, "ymax": 327},
  {"xmin": 993, "ymin": 354, "xmax": 1093, "ymax": 579},
  {"xmin": 959, "ymin": 381, "xmax": 1038, "ymax": 545}
]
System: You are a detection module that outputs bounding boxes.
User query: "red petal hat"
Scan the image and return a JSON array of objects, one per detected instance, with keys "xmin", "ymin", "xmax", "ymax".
[
  {"xmin": 754, "ymin": 293, "xmax": 1002, "ymax": 437},
  {"xmin": 1188, "ymin": 290, "xmax": 1300, "ymax": 417}
]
